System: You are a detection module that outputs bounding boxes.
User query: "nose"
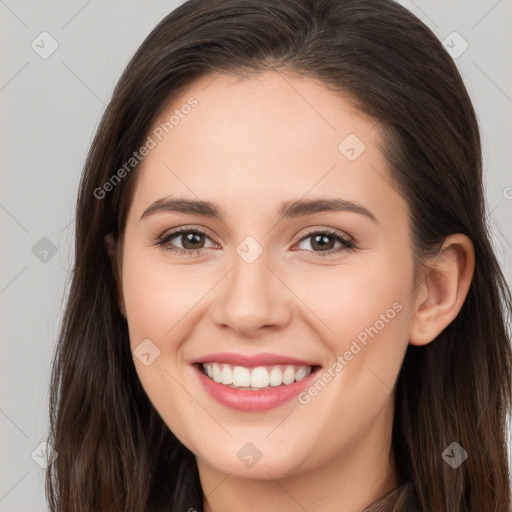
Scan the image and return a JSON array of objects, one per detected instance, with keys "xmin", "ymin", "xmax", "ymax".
[{"xmin": 211, "ymin": 250, "xmax": 292, "ymax": 338}]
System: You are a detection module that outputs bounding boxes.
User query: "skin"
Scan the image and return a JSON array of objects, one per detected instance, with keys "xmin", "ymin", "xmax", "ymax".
[{"xmin": 109, "ymin": 70, "xmax": 474, "ymax": 512}]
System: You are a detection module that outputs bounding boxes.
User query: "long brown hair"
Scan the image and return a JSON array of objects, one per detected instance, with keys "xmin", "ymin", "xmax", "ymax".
[{"xmin": 45, "ymin": 1, "xmax": 512, "ymax": 511}]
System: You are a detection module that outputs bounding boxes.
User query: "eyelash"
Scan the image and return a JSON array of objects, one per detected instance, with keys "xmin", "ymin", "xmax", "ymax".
[{"xmin": 156, "ymin": 226, "xmax": 356, "ymax": 258}]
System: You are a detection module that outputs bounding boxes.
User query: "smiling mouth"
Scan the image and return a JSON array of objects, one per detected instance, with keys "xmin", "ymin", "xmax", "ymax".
[{"xmin": 198, "ymin": 362, "xmax": 319, "ymax": 391}]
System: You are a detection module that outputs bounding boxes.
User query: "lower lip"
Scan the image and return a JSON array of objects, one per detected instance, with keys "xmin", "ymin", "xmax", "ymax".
[{"xmin": 193, "ymin": 364, "xmax": 319, "ymax": 412}]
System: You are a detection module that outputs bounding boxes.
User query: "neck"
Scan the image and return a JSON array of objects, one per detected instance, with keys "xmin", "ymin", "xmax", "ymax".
[{"xmin": 199, "ymin": 398, "xmax": 398, "ymax": 512}]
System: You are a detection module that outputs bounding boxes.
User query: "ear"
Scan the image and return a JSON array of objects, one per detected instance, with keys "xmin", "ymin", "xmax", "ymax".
[
  {"xmin": 104, "ymin": 233, "xmax": 126, "ymax": 318},
  {"xmin": 409, "ymin": 234, "xmax": 475, "ymax": 346}
]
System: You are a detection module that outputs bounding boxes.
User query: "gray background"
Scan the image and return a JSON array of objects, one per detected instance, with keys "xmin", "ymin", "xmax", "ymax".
[{"xmin": 1, "ymin": 1, "xmax": 511, "ymax": 510}]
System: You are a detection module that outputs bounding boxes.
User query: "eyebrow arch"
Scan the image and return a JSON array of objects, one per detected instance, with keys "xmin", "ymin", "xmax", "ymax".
[{"xmin": 140, "ymin": 195, "xmax": 378, "ymax": 224}]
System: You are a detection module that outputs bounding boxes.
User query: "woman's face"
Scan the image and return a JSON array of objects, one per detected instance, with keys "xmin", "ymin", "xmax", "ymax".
[{"xmin": 119, "ymin": 70, "xmax": 417, "ymax": 480}]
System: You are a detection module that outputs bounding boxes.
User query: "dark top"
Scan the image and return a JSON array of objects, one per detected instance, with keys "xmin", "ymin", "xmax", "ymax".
[{"xmin": 361, "ymin": 482, "xmax": 421, "ymax": 512}]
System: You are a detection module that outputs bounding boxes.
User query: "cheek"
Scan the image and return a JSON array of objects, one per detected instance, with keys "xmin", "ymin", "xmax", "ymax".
[
  {"xmin": 120, "ymin": 249, "xmax": 205, "ymax": 447},
  {"xmin": 303, "ymin": 252, "xmax": 413, "ymax": 405},
  {"xmin": 121, "ymin": 248, "xmax": 207, "ymax": 348},
  {"xmin": 308, "ymin": 257, "xmax": 411, "ymax": 345}
]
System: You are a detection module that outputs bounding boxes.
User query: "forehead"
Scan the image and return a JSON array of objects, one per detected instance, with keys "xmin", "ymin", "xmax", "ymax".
[{"xmin": 129, "ymin": 70, "xmax": 403, "ymax": 224}]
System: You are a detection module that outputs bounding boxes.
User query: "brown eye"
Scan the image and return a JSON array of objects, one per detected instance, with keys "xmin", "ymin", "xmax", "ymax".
[
  {"xmin": 295, "ymin": 229, "xmax": 355, "ymax": 257},
  {"xmin": 179, "ymin": 231, "xmax": 207, "ymax": 249},
  {"xmin": 157, "ymin": 227, "xmax": 217, "ymax": 256},
  {"xmin": 309, "ymin": 233, "xmax": 337, "ymax": 251}
]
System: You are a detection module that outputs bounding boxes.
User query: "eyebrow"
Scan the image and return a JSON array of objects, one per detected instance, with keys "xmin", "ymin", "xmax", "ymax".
[{"xmin": 140, "ymin": 196, "xmax": 378, "ymax": 224}]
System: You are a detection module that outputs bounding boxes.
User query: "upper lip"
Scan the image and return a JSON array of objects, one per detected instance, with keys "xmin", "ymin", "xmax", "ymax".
[{"xmin": 191, "ymin": 352, "xmax": 320, "ymax": 368}]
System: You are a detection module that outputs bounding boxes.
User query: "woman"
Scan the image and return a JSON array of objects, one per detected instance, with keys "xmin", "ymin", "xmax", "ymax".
[{"xmin": 45, "ymin": 0, "xmax": 512, "ymax": 511}]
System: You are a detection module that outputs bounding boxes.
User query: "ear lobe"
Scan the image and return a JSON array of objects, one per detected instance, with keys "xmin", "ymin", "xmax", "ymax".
[
  {"xmin": 409, "ymin": 234, "xmax": 475, "ymax": 346},
  {"xmin": 104, "ymin": 233, "xmax": 126, "ymax": 318}
]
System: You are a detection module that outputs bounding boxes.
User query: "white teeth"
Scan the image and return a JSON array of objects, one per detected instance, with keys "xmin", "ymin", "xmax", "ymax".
[
  {"xmin": 212, "ymin": 363, "xmax": 222, "ymax": 383},
  {"xmin": 221, "ymin": 365, "xmax": 233, "ymax": 385},
  {"xmin": 232, "ymin": 366, "xmax": 251, "ymax": 387},
  {"xmin": 295, "ymin": 367, "xmax": 307, "ymax": 381},
  {"xmin": 201, "ymin": 362, "xmax": 313, "ymax": 389},
  {"xmin": 250, "ymin": 367, "xmax": 269, "ymax": 388},
  {"xmin": 269, "ymin": 367, "xmax": 283, "ymax": 387},
  {"xmin": 282, "ymin": 365, "xmax": 295, "ymax": 385}
]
